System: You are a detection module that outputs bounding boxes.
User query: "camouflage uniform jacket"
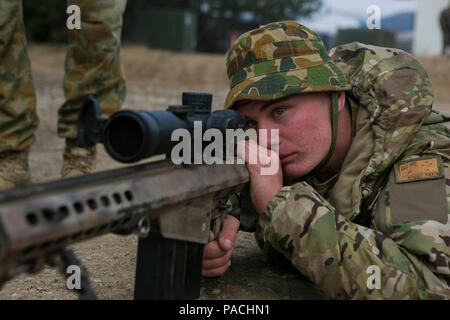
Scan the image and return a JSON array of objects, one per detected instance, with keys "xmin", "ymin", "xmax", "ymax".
[{"xmin": 233, "ymin": 42, "xmax": 450, "ymax": 299}]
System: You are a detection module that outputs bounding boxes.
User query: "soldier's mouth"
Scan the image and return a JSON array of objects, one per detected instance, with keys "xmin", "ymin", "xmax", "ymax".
[{"xmin": 280, "ymin": 153, "xmax": 295, "ymax": 163}]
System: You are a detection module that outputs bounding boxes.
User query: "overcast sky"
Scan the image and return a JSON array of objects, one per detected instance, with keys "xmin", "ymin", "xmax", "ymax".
[{"xmin": 319, "ymin": 0, "xmax": 418, "ymax": 19}]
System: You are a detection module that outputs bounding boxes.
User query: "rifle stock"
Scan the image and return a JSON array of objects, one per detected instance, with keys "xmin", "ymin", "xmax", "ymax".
[{"xmin": 0, "ymin": 159, "xmax": 249, "ymax": 298}]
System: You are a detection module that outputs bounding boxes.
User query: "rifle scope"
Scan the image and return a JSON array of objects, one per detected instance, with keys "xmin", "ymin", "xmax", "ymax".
[{"xmin": 77, "ymin": 92, "xmax": 246, "ymax": 163}]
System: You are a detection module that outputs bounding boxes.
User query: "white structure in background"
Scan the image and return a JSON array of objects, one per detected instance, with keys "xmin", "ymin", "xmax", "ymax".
[
  {"xmin": 299, "ymin": 11, "xmax": 361, "ymax": 36},
  {"xmin": 413, "ymin": 0, "xmax": 448, "ymax": 56}
]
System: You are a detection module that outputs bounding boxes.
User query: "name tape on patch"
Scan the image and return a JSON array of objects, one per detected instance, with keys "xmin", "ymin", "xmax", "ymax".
[{"xmin": 394, "ymin": 156, "xmax": 444, "ymax": 183}]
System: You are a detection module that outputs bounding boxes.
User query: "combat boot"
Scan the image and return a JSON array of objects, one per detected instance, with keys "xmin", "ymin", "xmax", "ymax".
[
  {"xmin": 61, "ymin": 139, "xmax": 96, "ymax": 178},
  {"xmin": 0, "ymin": 149, "xmax": 31, "ymax": 191}
]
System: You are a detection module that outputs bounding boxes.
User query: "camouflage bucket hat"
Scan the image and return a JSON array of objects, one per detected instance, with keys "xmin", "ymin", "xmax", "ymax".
[{"xmin": 224, "ymin": 21, "xmax": 351, "ymax": 109}]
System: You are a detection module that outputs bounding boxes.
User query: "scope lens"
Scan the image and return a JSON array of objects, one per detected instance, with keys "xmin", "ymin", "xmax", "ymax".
[{"xmin": 105, "ymin": 115, "xmax": 144, "ymax": 161}]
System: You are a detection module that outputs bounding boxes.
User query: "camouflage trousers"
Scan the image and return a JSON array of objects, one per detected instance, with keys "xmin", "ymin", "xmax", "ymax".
[{"xmin": 0, "ymin": 0, "xmax": 127, "ymax": 152}]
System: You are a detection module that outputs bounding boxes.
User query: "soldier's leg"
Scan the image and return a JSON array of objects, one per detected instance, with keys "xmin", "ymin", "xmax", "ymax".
[
  {"xmin": 60, "ymin": 0, "xmax": 127, "ymax": 177},
  {"xmin": 443, "ymin": 11, "xmax": 450, "ymax": 56},
  {"xmin": 0, "ymin": 0, "xmax": 37, "ymax": 189}
]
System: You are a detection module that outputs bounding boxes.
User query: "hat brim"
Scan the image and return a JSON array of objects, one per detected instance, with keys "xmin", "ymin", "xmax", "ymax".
[{"xmin": 224, "ymin": 63, "xmax": 351, "ymax": 109}]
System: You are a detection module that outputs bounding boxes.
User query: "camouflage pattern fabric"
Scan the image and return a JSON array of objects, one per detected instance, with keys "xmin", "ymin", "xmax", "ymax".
[
  {"xmin": 328, "ymin": 42, "xmax": 434, "ymax": 221},
  {"xmin": 258, "ymin": 109, "xmax": 450, "ymax": 299},
  {"xmin": 226, "ymin": 22, "xmax": 450, "ymax": 299},
  {"xmin": 0, "ymin": 0, "xmax": 127, "ymax": 152},
  {"xmin": 259, "ymin": 168, "xmax": 450, "ymax": 299},
  {"xmin": 59, "ymin": 0, "xmax": 127, "ymax": 139},
  {"xmin": 224, "ymin": 21, "xmax": 351, "ymax": 109},
  {"xmin": 0, "ymin": 0, "xmax": 39, "ymax": 151}
]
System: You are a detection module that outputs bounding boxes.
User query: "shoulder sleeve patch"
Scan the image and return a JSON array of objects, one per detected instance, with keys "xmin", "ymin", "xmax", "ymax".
[
  {"xmin": 389, "ymin": 156, "xmax": 447, "ymax": 224},
  {"xmin": 394, "ymin": 156, "xmax": 443, "ymax": 183}
]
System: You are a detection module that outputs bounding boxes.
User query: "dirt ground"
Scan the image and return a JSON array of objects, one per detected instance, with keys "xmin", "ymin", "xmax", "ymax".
[{"xmin": 0, "ymin": 45, "xmax": 449, "ymax": 300}]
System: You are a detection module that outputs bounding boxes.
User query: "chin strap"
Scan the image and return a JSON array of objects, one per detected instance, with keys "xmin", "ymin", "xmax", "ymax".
[{"xmin": 313, "ymin": 92, "xmax": 339, "ymax": 173}]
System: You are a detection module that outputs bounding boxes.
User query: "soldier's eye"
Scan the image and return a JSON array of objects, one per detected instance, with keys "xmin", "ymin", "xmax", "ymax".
[{"xmin": 273, "ymin": 107, "xmax": 287, "ymax": 117}]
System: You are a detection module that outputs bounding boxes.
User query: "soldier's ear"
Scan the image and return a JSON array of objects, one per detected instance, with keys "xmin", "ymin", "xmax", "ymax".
[{"xmin": 337, "ymin": 91, "xmax": 346, "ymax": 113}]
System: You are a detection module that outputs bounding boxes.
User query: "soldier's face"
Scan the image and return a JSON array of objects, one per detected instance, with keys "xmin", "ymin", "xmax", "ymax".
[{"xmin": 236, "ymin": 92, "xmax": 332, "ymax": 180}]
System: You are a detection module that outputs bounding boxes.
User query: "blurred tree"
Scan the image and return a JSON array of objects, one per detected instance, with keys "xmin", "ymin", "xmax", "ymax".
[
  {"xmin": 123, "ymin": 0, "xmax": 322, "ymax": 52},
  {"xmin": 20, "ymin": 0, "xmax": 322, "ymax": 51},
  {"xmin": 23, "ymin": 0, "xmax": 67, "ymax": 42}
]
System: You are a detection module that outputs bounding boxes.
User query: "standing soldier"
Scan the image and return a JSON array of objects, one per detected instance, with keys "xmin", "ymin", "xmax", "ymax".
[
  {"xmin": 0, "ymin": 0, "xmax": 127, "ymax": 190},
  {"xmin": 440, "ymin": 1, "xmax": 450, "ymax": 56}
]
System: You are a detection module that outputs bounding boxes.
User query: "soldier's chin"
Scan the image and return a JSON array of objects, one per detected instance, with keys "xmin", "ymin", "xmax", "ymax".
[{"xmin": 282, "ymin": 163, "xmax": 312, "ymax": 180}]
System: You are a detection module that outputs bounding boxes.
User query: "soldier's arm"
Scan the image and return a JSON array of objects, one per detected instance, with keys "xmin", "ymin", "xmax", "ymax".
[{"xmin": 260, "ymin": 181, "xmax": 450, "ymax": 299}]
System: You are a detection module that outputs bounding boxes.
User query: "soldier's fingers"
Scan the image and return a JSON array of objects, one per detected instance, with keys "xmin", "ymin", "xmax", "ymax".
[
  {"xmin": 236, "ymin": 140, "xmax": 250, "ymax": 164},
  {"xmin": 218, "ymin": 215, "xmax": 240, "ymax": 251},
  {"xmin": 202, "ymin": 250, "xmax": 232, "ymax": 271},
  {"xmin": 203, "ymin": 240, "xmax": 228, "ymax": 259},
  {"xmin": 202, "ymin": 260, "xmax": 232, "ymax": 278},
  {"xmin": 240, "ymin": 139, "xmax": 260, "ymax": 166}
]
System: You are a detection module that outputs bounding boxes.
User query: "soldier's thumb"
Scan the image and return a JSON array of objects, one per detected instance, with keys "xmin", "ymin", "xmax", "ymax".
[{"xmin": 219, "ymin": 215, "xmax": 240, "ymax": 251}]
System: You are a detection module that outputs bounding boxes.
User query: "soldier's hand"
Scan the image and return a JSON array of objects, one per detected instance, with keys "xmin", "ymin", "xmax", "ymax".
[
  {"xmin": 237, "ymin": 139, "xmax": 283, "ymax": 215},
  {"xmin": 202, "ymin": 214, "xmax": 239, "ymax": 277}
]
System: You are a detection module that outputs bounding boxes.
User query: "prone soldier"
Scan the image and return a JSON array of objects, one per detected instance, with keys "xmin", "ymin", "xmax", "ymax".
[{"xmin": 202, "ymin": 21, "xmax": 450, "ymax": 299}]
